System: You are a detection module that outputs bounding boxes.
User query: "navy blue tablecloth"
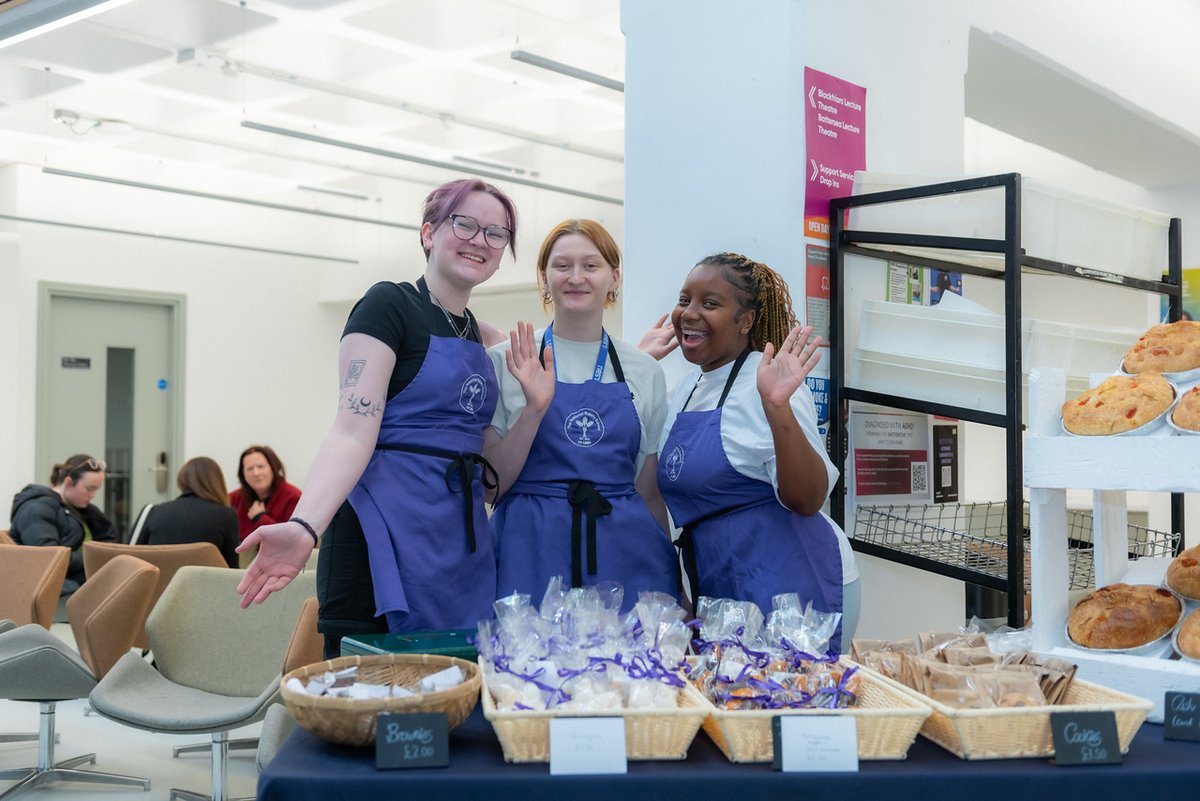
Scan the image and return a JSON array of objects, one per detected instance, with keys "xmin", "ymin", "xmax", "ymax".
[{"xmin": 259, "ymin": 706, "xmax": 1199, "ymax": 801}]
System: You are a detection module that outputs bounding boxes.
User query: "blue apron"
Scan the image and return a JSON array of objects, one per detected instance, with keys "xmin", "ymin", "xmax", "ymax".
[
  {"xmin": 493, "ymin": 327, "xmax": 678, "ymax": 611},
  {"xmin": 347, "ymin": 291, "xmax": 498, "ymax": 633},
  {"xmin": 657, "ymin": 351, "xmax": 843, "ymax": 652}
]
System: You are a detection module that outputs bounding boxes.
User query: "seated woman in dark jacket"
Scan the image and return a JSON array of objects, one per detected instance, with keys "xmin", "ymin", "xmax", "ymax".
[
  {"xmin": 9, "ymin": 453, "xmax": 117, "ymax": 595},
  {"xmin": 140, "ymin": 457, "xmax": 239, "ymax": 567}
]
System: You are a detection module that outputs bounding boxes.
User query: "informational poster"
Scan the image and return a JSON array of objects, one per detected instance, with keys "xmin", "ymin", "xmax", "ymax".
[
  {"xmin": 806, "ymin": 376, "xmax": 829, "ymax": 437},
  {"xmin": 887, "ymin": 262, "xmax": 963, "ymax": 306},
  {"xmin": 1160, "ymin": 266, "xmax": 1200, "ymax": 321},
  {"xmin": 803, "ymin": 67, "xmax": 866, "ymax": 241},
  {"xmin": 932, "ymin": 423, "xmax": 959, "ymax": 503},
  {"xmin": 850, "ymin": 410, "xmax": 932, "ymax": 503},
  {"xmin": 805, "ymin": 244, "xmax": 830, "ymax": 345}
]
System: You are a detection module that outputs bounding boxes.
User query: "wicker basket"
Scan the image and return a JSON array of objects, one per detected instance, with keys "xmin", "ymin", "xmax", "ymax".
[
  {"xmin": 479, "ymin": 662, "xmax": 710, "ymax": 763},
  {"xmin": 905, "ymin": 676, "xmax": 1152, "ymax": 760},
  {"xmin": 280, "ymin": 653, "xmax": 481, "ymax": 747},
  {"xmin": 697, "ymin": 658, "xmax": 932, "ymax": 762}
]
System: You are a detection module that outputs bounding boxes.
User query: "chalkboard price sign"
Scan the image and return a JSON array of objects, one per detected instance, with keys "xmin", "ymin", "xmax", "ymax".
[
  {"xmin": 1163, "ymin": 691, "xmax": 1200, "ymax": 742},
  {"xmin": 1050, "ymin": 711, "xmax": 1121, "ymax": 766},
  {"xmin": 375, "ymin": 712, "xmax": 449, "ymax": 769}
]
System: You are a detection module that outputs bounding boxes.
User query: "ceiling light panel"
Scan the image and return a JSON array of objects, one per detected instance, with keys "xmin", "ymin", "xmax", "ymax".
[
  {"xmin": 91, "ymin": 0, "xmax": 276, "ymax": 50},
  {"xmin": 1, "ymin": 25, "xmax": 172, "ymax": 73}
]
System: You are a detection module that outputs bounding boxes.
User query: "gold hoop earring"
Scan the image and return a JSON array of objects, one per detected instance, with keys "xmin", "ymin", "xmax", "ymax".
[{"xmin": 607, "ymin": 286, "xmax": 620, "ymax": 303}]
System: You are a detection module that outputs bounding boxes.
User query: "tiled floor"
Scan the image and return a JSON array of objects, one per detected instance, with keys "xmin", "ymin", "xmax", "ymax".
[{"xmin": 0, "ymin": 624, "xmax": 262, "ymax": 801}]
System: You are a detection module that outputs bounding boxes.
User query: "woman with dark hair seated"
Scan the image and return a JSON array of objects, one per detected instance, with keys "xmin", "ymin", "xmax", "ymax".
[
  {"xmin": 140, "ymin": 457, "xmax": 240, "ymax": 567},
  {"xmin": 9, "ymin": 454, "xmax": 117, "ymax": 595},
  {"xmin": 229, "ymin": 445, "xmax": 301, "ymax": 543}
]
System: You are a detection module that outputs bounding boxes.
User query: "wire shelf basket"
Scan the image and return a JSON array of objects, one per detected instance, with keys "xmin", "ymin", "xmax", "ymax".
[{"xmin": 852, "ymin": 501, "xmax": 1179, "ymax": 591}]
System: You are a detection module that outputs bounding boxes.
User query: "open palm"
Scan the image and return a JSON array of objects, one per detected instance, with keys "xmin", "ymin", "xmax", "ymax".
[
  {"xmin": 505, "ymin": 321, "xmax": 556, "ymax": 414},
  {"xmin": 757, "ymin": 324, "xmax": 822, "ymax": 407}
]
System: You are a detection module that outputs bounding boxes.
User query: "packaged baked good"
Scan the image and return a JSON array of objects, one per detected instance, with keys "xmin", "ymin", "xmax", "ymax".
[
  {"xmin": 1165, "ymin": 544, "xmax": 1200, "ymax": 600},
  {"xmin": 1061, "ymin": 372, "xmax": 1174, "ymax": 435},
  {"xmin": 1170, "ymin": 386, "xmax": 1200, "ymax": 432},
  {"xmin": 1122, "ymin": 320, "xmax": 1200, "ymax": 374},
  {"xmin": 1175, "ymin": 608, "xmax": 1200, "ymax": 660},
  {"xmin": 1066, "ymin": 583, "xmax": 1182, "ymax": 650}
]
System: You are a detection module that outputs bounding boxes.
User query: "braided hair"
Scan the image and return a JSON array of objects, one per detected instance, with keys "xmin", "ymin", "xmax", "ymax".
[{"xmin": 696, "ymin": 252, "xmax": 797, "ymax": 352}]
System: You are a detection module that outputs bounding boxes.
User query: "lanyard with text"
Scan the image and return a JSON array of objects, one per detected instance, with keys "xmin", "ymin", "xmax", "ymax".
[{"xmin": 542, "ymin": 324, "xmax": 610, "ymax": 382}]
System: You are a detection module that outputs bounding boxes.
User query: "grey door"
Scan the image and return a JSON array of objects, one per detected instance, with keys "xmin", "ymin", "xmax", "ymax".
[{"xmin": 37, "ymin": 287, "xmax": 184, "ymax": 540}]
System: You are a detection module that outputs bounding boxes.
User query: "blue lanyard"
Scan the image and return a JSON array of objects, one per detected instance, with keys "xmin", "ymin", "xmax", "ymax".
[{"xmin": 544, "ymin": 323, "xmax": 610, "ymax": 382}]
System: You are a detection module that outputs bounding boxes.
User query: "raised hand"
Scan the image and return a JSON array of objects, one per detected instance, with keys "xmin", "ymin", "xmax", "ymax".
[
  {"xmin": 757, "ymin": 324, "xmax": 822, "ymax": 408},
  {"xmin": 637, "ymin": 313, "xmax": 679, "ymax": 360},
  {"xmin": 505, "ymin": 321, "xmax": 556, "ymax": 414},
  {"xmin": 235, "ymin": 521, "xmax": 314, "ymax": 606}
]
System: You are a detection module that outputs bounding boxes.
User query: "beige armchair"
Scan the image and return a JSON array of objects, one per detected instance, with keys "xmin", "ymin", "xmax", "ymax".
[
  {"xmin": 90, "ymin": 566, "xmax": 316, "ymax": 801},
  {"xmin": 0, "ymin": 544, "xmax": 69, "ymax": 629},
  {"xmin": 83, "ymin": 540, "xmax": 228, "ymax": 650},
  {"xmin": 0, "ymin": 553, "xmax": 160, "ymax": 799}
]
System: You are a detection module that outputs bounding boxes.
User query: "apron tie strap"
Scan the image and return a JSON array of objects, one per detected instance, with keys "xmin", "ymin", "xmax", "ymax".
[
  {"xmin": 375, "ymin": 443, "xmax": 496, "ymax": 554},
  {"xmin": 566, "ymin": 479, "xmax": 612, "ymax": 586}
]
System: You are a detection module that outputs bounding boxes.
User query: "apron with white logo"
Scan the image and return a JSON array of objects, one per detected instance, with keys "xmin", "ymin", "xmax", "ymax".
[{"xmin": 493, "ymin": 328, "xmax": 678, "ymax": 611}]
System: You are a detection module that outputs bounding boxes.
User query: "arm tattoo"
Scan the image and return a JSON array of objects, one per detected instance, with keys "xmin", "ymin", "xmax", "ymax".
[
  {"xmin": 341, "ymin": 391, "xmax": 382, "ymax": 417},
  {"xmin": 342, "ymin": 359, "xmax": 366, "ymax": 388}
]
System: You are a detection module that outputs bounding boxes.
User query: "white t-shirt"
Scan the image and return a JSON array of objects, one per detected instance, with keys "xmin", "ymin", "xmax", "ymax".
[
  {"xmin": 659, "ymin": 351, "xmax": 859, "ymax": 584},
  {"xmin": 489, "ymin": 330, "xmax": 668, "ymax": 477}
]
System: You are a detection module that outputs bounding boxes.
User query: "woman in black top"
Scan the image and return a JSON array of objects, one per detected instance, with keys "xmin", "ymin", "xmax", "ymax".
[{"xmin": 140, "ymin": 457, "xmax": 239, "ymax": 567}]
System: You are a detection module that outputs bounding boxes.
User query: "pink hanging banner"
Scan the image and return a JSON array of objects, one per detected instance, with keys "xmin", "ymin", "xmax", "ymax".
[{"xmin": 803, "ymin": 67, "xmax": 867, "ymax": 241}]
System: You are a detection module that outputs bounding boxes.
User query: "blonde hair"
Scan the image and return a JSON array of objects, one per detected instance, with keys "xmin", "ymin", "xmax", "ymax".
[
  {"xmin": 536, "ymin": 219, "xmax": 621, "ymax": 311},
  {"xmin": 696, "ymin": 252, "xmax": 797, "ymax": 352}
]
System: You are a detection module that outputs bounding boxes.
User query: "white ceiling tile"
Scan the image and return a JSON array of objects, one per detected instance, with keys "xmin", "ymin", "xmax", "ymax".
[
  {"xmin": 227, "ymin": 32, "xmax": 409, "ymax": 83},
  {"xmin": 268, "ymin": 93, "xmax": 429, "ymax": 129},
  {"xmin": 140, "ymin": 62, "xmax": 296, "ymax": 103},
  {"xmin": 3, "ymin": 26, "xmax": 173, "ymax": 74},
  {"xmin": 343, "ymin": 0, "xmax": 551, "ymax": 52},
  {"xmin": 349, "ymin": 65, "xmax": 515, "ymax": 110},
  {"xmin": 0, "ymin": 64, "xmax": 82, "ymax": 100},
  {"xmin": 93, "ymin": 0, "xmax": 277, "ymax": 49}
]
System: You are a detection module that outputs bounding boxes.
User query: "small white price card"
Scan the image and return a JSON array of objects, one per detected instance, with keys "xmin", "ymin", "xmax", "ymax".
[
  {"xmin": 549, "ymin": 717, "xmax": 627, "ymax": 775},
  {"xmin": 772, "ymin": 715, "xmax": 859, "ymax": 772}
]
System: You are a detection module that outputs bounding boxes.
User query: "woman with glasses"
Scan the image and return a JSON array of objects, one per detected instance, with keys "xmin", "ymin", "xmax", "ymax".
[
  {"xmin": 9, "ymin": 454, "xmax": 117, "ymax": 596},
  {"xmin": 483, "ymin": 220, "xmax": 678, "ymax": 610},
  {"xmin": 656, "ymin": 253, "xmax": 859, "ymax": 653},
  {"xmin": 236, "ymin": 178, "xmax": 517, "ymax": 658}
]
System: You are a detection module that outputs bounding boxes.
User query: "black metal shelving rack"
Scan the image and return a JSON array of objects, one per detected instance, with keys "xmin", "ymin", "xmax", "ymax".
[{"xmin": 827, "ymin": 172, "xmax": 1183, "ymax": 628}]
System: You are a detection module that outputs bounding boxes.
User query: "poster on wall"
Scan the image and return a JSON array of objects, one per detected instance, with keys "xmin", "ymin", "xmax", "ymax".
[
  {"xmin": 803, "ymin": 67, "xmax": 866, "ymax": 241},
  {"xmin": 1160, "ymin": 266, "xmax": 1200, "ymax": 321},
  {"xmin": 850, "ymin": 410, "xmax": 932, "ymax": 504},
  {"xmin": 887, "ymin": 262, "xmax": 964, "ymax": 306}
]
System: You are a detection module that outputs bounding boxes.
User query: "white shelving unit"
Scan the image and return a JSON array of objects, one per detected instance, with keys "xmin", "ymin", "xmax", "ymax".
[{"xmin": 1026, "ymin": 368, "xmax": 1200, "ymax": 723}]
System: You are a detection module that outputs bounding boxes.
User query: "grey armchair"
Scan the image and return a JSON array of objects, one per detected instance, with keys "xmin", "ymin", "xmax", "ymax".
[
  {"xmin": 90, "ymin": 565, "xmax": 316, "ymax": 801},
  {"xmin": 0, "ymin": 553, "xmax": 160, "ymax": 800}
]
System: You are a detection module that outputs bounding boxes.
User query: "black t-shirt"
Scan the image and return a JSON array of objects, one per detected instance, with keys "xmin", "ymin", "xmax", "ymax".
[{"xmin": 341, "ymin": 277, "xmax": 479, "ymax": 400}]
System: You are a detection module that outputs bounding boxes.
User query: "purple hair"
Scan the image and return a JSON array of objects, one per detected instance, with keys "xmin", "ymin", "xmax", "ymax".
[{"xmin": 421, "ymin": 178, "xmax": 518, "ymax": 259}]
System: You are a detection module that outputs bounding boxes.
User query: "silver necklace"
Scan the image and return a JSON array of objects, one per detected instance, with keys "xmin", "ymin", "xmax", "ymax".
[{"xmin": 430, "ymin": 292, "xmax": 471, "ymax": 340}]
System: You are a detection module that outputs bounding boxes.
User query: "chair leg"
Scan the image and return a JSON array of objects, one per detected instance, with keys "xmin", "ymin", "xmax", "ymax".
[
  {"xmin": 173, "ymin": 736, "xmax": 258, "ymax": 757},
  {"xmin": 0, "ymin": 701, "xmax": 151, "ymax": 801},
  {"xmin": 167, "ymin": 730, "xmax": 251, "ymax": 801}
]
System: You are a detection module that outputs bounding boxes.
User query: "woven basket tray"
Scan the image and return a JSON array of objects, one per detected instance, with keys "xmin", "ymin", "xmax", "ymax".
[
  {"xmin": 280, "ymin": 653, "xmax": 481, "ymax": 747},
  {"xmin": 696, "ymin": 658, "xmax": 931, "ymax": 762},
  {"xmin": 479, "ymin": 661, "xmax": 710, "ymax": 763},
  {"xmin": 904, "ymin": 676, "xmax": 1152, "ymax": 760}
]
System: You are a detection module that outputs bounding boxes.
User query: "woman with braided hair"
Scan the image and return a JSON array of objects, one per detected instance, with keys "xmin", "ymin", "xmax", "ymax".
[{"xmin": 657, "ymin": 252, "xmax": 859, "ymax": 652}]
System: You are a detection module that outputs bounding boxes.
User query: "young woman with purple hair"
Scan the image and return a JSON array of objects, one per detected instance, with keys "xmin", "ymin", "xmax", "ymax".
[{"xmin": 236, "ymin": 178, "xmax": 518, "ymax": 658}]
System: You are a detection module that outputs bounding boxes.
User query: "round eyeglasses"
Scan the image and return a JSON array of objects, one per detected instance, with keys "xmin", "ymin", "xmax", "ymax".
[{"xmin": 448, "ymin": 214, "xmax": 511, "ymax": 250}]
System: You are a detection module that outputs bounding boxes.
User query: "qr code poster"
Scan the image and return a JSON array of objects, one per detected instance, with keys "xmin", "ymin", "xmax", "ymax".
[{"xmin": 849, "ymin": 409, "xmax": 933, "ymax": 504}]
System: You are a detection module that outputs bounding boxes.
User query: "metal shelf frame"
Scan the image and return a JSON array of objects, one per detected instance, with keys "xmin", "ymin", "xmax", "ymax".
[{"xmin": 827, "ymin": 172, "xmax": 1184, "ymax": 627}]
